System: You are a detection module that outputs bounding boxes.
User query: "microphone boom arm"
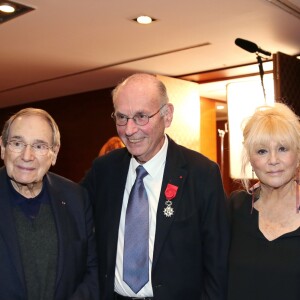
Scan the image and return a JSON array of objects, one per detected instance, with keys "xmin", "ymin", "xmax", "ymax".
[{"xmin": 256, "ymin": 54, "xmax": 267, "ymax": 104}]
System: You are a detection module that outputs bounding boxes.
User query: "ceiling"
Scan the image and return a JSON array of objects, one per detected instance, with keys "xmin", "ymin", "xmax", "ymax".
[{"xmin": 0, "ymin": 0, "xmax": 299, "ymax": 109}]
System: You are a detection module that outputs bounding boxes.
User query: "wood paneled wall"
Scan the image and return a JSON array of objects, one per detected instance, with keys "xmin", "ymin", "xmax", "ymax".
[{"xmin": 0, "ymin": 88, "xmax": 116, "ymax": 182}]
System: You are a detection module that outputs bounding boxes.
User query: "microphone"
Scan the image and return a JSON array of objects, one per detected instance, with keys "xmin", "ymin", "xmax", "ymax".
[{"xmin": 235, "ymin": 38, "xmax": 271, "ymax": 56}]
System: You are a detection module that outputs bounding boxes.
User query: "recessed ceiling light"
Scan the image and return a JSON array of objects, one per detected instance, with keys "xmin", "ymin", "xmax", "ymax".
[
  {"xmin": 0, "ymin": 0, "xmax": 34, "ymax": 24},
  {"xmin": 133, "ymin": 15, "xmax": 156, "ymax": 25},
  {"xmin": 216, "ymin": 105, "xmax": 225, "ymax": 110},
  {"xmin": 0, "ymin": 3, "xmax": 15, "ymax": 13}
]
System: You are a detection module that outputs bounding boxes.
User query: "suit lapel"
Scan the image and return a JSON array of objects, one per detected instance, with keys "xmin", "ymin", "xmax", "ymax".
[
  {"xmin": 105, "ymin": 153, "xmax": 131, "ymax": 274},
  {"xmin": 152, "ymin": 139, "xmax": 187, "ymax": 269},
  {"xmin": 0, "ymin": 168, "xmax": 26, "ymax": 292},
  {"xmin": 45, "ymin": 174, "xmax": 68, "ymax": 288}
]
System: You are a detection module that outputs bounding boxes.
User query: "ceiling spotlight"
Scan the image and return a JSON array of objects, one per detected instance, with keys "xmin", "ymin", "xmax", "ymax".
[
  {"xmin": 0, "ymin": 3, "xmax": 15, "ymax": 13},
  {"xmin": 0, "ymin": 0, "xmax": 34, "ymax": 24},
  {"xmin": 134, "ymin": 15, "xmax": 156, "ymax": 24}
]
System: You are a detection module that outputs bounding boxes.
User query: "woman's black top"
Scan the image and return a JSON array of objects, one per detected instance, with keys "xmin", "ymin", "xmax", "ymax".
[{"xmin": 228, "ymin": 190, "xmax": 300, "ymax": 300}]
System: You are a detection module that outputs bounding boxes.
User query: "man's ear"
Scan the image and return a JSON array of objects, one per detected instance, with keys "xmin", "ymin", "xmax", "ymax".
[
  {"xmin": 164, "ymin": 103, "xmax": 174, "ymax": 128},
  {"xmin": 0, "ymin": 136, "xmax": 6, "ymax": 160},
  {"xmin": 51, "ymin": 145, "xmax": 60, "ymax": 166}
]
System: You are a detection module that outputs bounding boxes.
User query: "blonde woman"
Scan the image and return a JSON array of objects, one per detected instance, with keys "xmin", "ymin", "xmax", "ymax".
[{"xmin": 228, "ymin": 103, "xmax": 300, "ymax": 300}]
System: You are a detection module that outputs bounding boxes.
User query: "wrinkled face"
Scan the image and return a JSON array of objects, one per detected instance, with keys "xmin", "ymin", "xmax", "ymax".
[
  {"xmin": 114, "ymin": 80, "xmax": 173, "ymax": 163},
  {"xmin": 0, "ymin": 115, "xmax": 59, "ymax": 185},
  {"xmin": 250, "ymin": 140, "xmax": 299, "ymax": 189}
]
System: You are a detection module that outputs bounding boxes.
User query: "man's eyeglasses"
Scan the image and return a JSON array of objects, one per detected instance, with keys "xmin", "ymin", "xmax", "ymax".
[
  {"xmin": 7, "ymin": 140, "xmax": 53, "ymax": 156},
  {"xmin": 111, "ymin": 104, "xmax": 166, "ymax": 126}
]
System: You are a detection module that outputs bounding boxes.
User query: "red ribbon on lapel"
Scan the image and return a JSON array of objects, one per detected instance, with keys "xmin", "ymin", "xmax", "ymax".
[{"xmin": 164, "ymin": 183, "xmax": 178, "ymax": 201}]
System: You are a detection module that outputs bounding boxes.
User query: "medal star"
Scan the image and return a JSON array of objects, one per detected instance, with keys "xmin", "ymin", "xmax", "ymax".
[{"xmin": 164, "ymin": 206, "xmax": 174, "ymax": 217}]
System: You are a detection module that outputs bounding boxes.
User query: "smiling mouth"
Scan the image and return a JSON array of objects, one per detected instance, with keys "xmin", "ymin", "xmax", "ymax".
[
  {"xmin": 128, "ymin": 137, "xmax": 144, "ymax": 143},
  {"xmin": 18, "ymin": 166, "xmax": 35, "ymax": 171}
]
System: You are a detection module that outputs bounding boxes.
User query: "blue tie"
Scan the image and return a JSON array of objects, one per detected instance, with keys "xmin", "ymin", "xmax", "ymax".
[{"xmin": 123, "ymin": 165, "xmax": 149, "ymax": 293}]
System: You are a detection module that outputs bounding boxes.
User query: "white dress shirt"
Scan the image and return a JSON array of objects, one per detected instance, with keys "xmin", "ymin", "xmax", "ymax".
[{"xmin": 114, "ymin": 135, "xmax": 168, "ymax": 297}]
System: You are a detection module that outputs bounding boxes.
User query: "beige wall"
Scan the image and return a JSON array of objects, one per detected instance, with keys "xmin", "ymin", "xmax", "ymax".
[
  {"xmin": 157, "ymin": 75, "xmax": 217, "ymax": 162},
  {"xmin": 157, "ymin": 75, "xmax": 201, "ymax": 152}
]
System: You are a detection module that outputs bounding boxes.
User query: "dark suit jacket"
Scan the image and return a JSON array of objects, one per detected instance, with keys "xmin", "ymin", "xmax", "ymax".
[
  {"xmin": 82, "ymin": 137, "xmax": 229, "ymax": 300},
  {"xmin": 0, "ymin": 167, "xmax": 99, "ymax": 300}
]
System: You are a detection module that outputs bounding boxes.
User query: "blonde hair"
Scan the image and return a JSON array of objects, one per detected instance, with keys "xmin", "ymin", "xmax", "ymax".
[{"xmin": 240, "ymin": 102, "xmax": 300, "ymax": 192}]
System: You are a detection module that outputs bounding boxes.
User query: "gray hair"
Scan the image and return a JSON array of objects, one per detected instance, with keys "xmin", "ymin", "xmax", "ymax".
[{"xmin": 1, "ymin": 108, "xmax": 61, "ymax": 147}]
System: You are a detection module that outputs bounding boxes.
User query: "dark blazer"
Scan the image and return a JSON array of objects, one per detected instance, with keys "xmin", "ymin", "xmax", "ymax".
[
  {"xmin": 82, "ymin": 137, "xmax": 229, "ymax": 300},
  {"xmin": 0, "ymin": 167, "xmax": 99, "ymax": 300}
]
